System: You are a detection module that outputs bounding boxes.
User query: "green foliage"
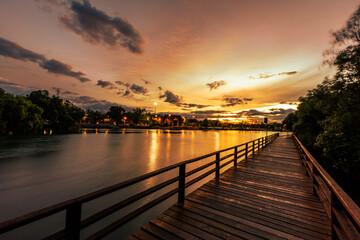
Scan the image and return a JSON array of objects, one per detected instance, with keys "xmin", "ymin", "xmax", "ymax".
[
  {"xmin": 0, "ymin": 90, "xmax": 43, "ymax": 134},
  {"xmin": 107, "ymin": 106, "xmax": 126, "ymax": 124},
  {"xmin": 284, "ymin": 5, "xmax": 360, "ymax": 202},
  {"xmin": 86, "ymin": 109, "xmax": 105, "ymax": 124},
  {"xmin": 282, "ymin": 113, "xmax": 298, "ymax": 131},
  {"xmin": 0, "ymin": 88, "xmax": 84, "ymax": 134},
  {"xmin": 127, "ymin": 108, "xmax": 146, "ymax": 124}
]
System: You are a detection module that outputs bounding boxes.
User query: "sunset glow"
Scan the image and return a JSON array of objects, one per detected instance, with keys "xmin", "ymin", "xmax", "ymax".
[{"xmin": 0, "ymin": 0, "xmax": 358, "ymax": 121}]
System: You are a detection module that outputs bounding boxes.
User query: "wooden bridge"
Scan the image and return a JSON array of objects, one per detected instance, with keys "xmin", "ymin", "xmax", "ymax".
[{"xmin": 0, "ymin": 133, "xmax": 359, "ymax": 239}]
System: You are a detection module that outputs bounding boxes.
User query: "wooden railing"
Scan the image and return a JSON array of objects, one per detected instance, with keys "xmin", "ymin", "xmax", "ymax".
[
  {"xmin": 0, "ymin": 133, "xmax": 279, "ymax": 239},
  {"xmin": 292, "ymin": 134, "xmax": 360, "ymax": 240}
]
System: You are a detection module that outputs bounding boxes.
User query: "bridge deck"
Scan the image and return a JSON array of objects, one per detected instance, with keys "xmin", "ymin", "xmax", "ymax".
[{"xmin": 129, "ymin": 135, "xmax": 331, "ymax": 240}]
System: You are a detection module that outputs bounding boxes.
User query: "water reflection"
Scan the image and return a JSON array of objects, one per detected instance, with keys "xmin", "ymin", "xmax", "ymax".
[
  {"xmin": 149, "ymin": 132, "xmax": 159, "ymax": 172},
  {"xmin": 0, "ymin": 130, "xmax": 277, "ymax": 227}
]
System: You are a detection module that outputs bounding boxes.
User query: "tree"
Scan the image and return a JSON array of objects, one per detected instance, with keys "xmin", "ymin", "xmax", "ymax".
[
  {"xmin": 282, "ymin": 113, "xmax": 298, "ymax": 131},
  {"xmin": 107, "ymin": 106, "xmax": 126, "ymax": 124},
  {"xmin": 0, "ymin": 90, "xmax": 43, "ymax": 134},
  {"xmin": 284, "ymin": 5, "xmax": 360, "ymax": 203},
  {"xmin": 86, "ymin": 109, "xmax": 105, "ymax": 124},
  {"xmin": 127, "ymin": 108, "xmax": 146, "ymax": 124}
]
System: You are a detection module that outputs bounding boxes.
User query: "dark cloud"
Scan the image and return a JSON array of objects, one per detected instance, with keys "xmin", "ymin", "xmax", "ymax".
[
  {"xmin": 96, "ymin": 80, "xmax": 117, "ymax": 89},
  {"xmin": 206, "ymin": 80, "xmax": 226, "ymax": 91},
  {"xmin": 243, "ymin": 98, "xmax": 253, "ymax": 102},
  {"xmin": 237, "ymin": 108, "xmax": 296, "ymax": 121},
  {"xmin": 117, "ymin": 89, "xmax": 132, "ymax": 97},
  {"xmin": 279, "ymin": 71, "xmax": 297, "ymax": 76},
  {"xmin": 279, "ymin": 101, "xmax": 298, "ymax": 105},
  {"xmin": 130, "ymin": 83, "xmax": 148, "ymax": 95},
  {"xmin": 60, "ymin": 0, "xmax": 144, "ymax": 54},
  {"xmin": 249, "ymin": 71, "xmax": 298, "ymax": 79},
  {"xmin": 0, "ymin": 37, "xmax": 44, "ymax": 63},
  {"xmin": 40, "ymin": 59, "xmax": 91, "ymax": 82},
  {"xmin": 0, "ymin": 37, "xmax": 92, "ymax": 83},
  {"xmin": 181, "ymin": 103, "xmax": 211, "ymax": 109},
  {"xmin": 159, "ymin": 90, "xmax": 183, "ymax": 106},
  {"xmin": 158, "ymin": 86, "xmax": 162, "ymax": 91},
  {"xmin": 115, "ymin": 81, "xmax": 131, "ymax": 87},
  {"xmin": 67, "ymin": 95, "xmax": 131, "ymax": 112},
  {"xmin": 222, "ymin": 97, "xmax": 244, "ymax": 107},
  {"xmin": 63, "ymin": 90, "xmax": 78, "ymax": 95}
]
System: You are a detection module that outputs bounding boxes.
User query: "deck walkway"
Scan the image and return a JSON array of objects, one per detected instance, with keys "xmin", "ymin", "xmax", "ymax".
[{"xmin": 129, "ymin": 135, "xmax": 332, "ymax": 240}]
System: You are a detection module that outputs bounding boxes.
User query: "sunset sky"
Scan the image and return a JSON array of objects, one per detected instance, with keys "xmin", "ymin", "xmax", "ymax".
[{"xmin": 0, "ymin": 0, "xmax": 358, "ymax": 121}]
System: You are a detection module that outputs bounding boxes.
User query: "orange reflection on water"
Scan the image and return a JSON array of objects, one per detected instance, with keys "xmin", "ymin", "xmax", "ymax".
[{"xmin": 149, "ymin": 132, "xmax": 159, "ymax": 172}]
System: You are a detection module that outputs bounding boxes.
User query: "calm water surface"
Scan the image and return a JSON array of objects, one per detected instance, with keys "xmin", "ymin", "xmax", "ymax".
[{"xmin": 0, "ymin": 129, "xmax": 277, "ymax": 239}]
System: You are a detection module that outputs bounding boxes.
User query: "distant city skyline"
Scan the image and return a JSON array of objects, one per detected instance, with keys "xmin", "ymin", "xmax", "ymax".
[{"xmin": 0, "ymin": 0, "xmax": 358, "ymax": 121}]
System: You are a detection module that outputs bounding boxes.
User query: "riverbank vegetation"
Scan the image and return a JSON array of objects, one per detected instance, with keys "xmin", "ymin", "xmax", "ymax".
[{"xmin": 283, "ymin": 6, "xmax": 360, "ymax": 204}]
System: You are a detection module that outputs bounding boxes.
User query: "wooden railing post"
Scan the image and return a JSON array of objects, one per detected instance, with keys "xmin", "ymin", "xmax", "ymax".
[
  {"xmin": 65, "ymin": 202, "xmax": 81, "ymax": 240},
  {"xmin": 262, "ymin": 137, "xmax": 264, "ymax": 148},
  {"xmin": 216, "ymin": 152, "xmax": 220, "ymax": 179},
  {"xmin": 178, "ymin": 164, "xmax": 186, "ymax": 203},
  {"xmin": 258, "ymin": 139, "xmax": 260, "ymax": 152},
  {"xmin": 234, "ymin": 147, "xmax": 238, "ymax": 167},
  {"xmin": 252, "ymin": 141, "xmax": 255, "ymax": 155},
  {"xmin": 245, "ymin": 143, "xmax": 248, "ymax": 160}
]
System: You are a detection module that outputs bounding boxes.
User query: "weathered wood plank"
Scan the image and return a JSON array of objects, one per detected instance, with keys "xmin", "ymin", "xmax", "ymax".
[{"xmin": 130, "ymin": 135, "xmax": 332, "ymax": 239}]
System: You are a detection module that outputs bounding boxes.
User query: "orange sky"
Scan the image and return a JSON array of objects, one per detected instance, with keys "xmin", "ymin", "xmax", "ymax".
[{"xmin": 0, "ymin": 0, "xmax": 359, "ymax": 121}]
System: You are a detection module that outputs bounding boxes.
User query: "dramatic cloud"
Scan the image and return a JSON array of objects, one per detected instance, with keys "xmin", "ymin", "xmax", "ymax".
[
  {"xmin": 130, "ymin": 83, "xmax": 148, "ymax": 95},
  {"xmin": 115, "ymin": 81, "xmax": 148, "ymax": 95},
  {"xmin": 115, "ymin": 81, "xmax": 131, "ymax": 88},
  {"xmin": 96, "ymin": 80, "xmax": 117, "ymax": 89},
  {"xmin": 40, "ymin": 59, "xmax": 91, "ymax": 82},
  {"xmin": 67, "ymin": 95, "xmax": 130, "ymax": 112},
  {"xmin": 206, "ymin": 80, "xmax": 226, "ymax": 91},
  {"xmin": 122, "ymin": 90, "xmax": 132, "ymax": 97},
  {"xmin": 243, "ymin": 98, "xmax": 253, "ymax": 102},
  {"xmin": 60, "ymin": 0, "xmax": 144, "ymax": 53},
  {"xmin": 181, "ymin": 103, "xmax": 210, "ymax": 109},
  {"xmin": 249, "ymin": 71, "xmax": 298, "ymax": 79},
  {"xmin": 0, "ymin": 37, "xmax": 92, "ymax": 83},
  {"xmin": 159, "ymin": 90, "xmax": 183, "ymax": 105},
  {"xmin": 0, "ymin": 38, "xmax": 44, "ymax": 63},
  {"xmin": 237, "ymin": 108, "xmax": 296, "ymax": 121}
]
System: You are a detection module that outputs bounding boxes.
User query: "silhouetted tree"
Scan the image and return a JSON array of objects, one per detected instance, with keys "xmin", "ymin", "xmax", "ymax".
[{"xmin": 107, "ymin": 106, "xmax": 126, "ymax": 124}]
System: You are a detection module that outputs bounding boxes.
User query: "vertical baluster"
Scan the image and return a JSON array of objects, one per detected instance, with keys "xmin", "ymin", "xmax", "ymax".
[
  {"xmin": 258, "ymin": 139, "xmax": 260, "ymax": 152},
  {"xmin": 245, "ymin": 143, "xmax": 248, "ymax": 160},
  {"xmin": 66, "ymin": 202, "xmax": 81, "ymax": 240},
  {"xmin": 216, "ymin": 152, "xmax": 220, "ymax": 179},
  {"xmin": 234, "ymin": 147, "xmax": 238, "ymax": 167},
  {"xmin": 178, "ymin": 164, "xmax": 186, "ymax": 203},
  {"xmin": 252, "ymin": 141, "xmax": 255, "ymax": 155}
]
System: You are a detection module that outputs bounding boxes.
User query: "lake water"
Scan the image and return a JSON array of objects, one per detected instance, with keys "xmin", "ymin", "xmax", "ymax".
[{"xmin": 0, "ymin": 129, "xmax": 277, "ymax": 239}]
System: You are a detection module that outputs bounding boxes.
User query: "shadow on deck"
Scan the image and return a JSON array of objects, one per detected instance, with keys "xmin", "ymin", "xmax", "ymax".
[{"xmin": 129, "ymin": 135, "xmax": 332, "ymax": 240}]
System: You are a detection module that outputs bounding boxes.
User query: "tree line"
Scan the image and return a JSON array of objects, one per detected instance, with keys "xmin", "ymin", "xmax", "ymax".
[
  {"xmin": 0, "ymin": 89, "xmax": 151, "ymax": 134},
  {"xmin": 283, "ymin": 6, "xmax": 360, "ymax": 204}
]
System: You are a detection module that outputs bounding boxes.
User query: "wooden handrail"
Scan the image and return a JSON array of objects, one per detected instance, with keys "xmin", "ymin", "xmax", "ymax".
[
  {"xmin": 0, "ymin": 133, "xmax": 279, "ymax": 239},
  {"xmin": 292, "ymin": 134, "xmax": 360, "ymax": 239}
]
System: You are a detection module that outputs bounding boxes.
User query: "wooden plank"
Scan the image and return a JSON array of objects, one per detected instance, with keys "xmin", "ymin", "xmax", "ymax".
[
  {"xmin": 186, "ymin": 194, "xmax": 330, "ymax": 239},
  {"xmin": 131, "ymin": 229, "xmax": 158, "ymax": 240},
  {"xmin": 128, "ymin": 135, "xmax": 332, "ymax": 240}
]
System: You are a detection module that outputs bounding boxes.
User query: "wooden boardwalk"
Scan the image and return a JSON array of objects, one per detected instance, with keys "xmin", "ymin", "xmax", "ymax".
[{"xmin": 129, "ymin": 135, "xmax": 332, "ymax": 240}]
